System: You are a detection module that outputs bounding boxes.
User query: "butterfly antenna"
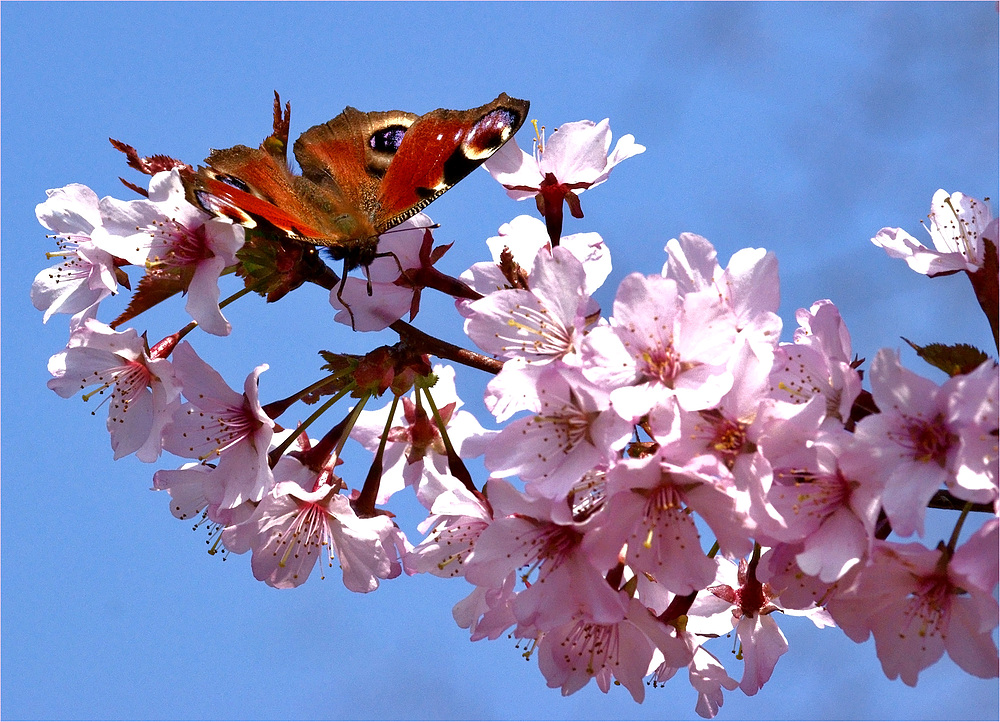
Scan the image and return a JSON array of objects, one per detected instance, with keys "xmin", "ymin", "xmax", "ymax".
[{"xmin": 380, "ymin": 222, "xmax": 441, "ymax": 236}]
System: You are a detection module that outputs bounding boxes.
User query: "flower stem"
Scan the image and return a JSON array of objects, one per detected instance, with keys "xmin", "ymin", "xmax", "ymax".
[
  {"xmin": 945, "ymin": 502, "xmax": 974, "ymax": 554},
  {"xmin": 422, "ymin": 385, "xmax": 478, "ymax": 494},
  {"xmin": 267, "ymin": 386, "xmax": 353, "ymax": 463}
]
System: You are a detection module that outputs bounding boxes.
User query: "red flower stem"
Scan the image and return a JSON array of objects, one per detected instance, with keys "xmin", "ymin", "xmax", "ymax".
[
  {"xmin": 422, "ymin": 385, "xmax": 478, "ymax": 494},
  {"xmin": 355, "ymin": 393, "xmax": 401, "ymax": 516},
  {"xmin": 262, "ymin": 370, "xmax": 354, "ymax": 420}
]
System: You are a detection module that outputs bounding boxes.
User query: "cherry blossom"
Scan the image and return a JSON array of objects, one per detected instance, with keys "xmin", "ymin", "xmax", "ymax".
[
  {"xmin": 582, "ymin": 453, "xmax": 753, "ymax": 597},
  {"xmin": 463, "ymin": 479, "xmax": 627, "ymax": 632},
  {"xmin": 754, "ymin": 541, "xmax": 841, "ymax": 611},
  {"xmin": 484, "ymin": 118, "xmax": 644, "ymax": 243},
  {"xmin": 464, "ymin": 245, "xmax": 592, "ymax": 366},
  {"xmin": 462, "ymin": 214, "xmax": 612, "ymax": 296},
  {"xmin": 407, "ymin": 485, "xmax": 493, "ymax": 578},
  {"xmin": 32, "ymin": 184, "xmax": 123, "ymax": 322},
  {"xmin": 350, "ymin": 364, "xmax": 495, "ymax": 506},
  {"xmin": 151, "ymin": 462, "xmax": 258, "ymax": 556},
  {"xmin": 153, "ymin": 462, "xmax": 224, "ymax": 521},
  {"xmin": 853, "ymin": 349, "xmax": 997, "ymax": 537},
  {"xmin": 768, "ymin": 300, "xmax": 862, "ymax": 426},
  {"xmin": 464, "ymin": 246, "xmax": 601, "ymax": 421},
  {"xmin": 662, "ymin": 232, "xmax": 781, "ymax": 354},
  {"xmin": 222, "ymin": 455, "xmax": 405, "ymax": 590},
  {"xmin": 687, "ymin": 556, "xmax": 833, "ymax": 696},
  {"xmin": 585, "ymin": 274, "xmax": 738, "ymax": 418},
  {"xmin": 765, "ymin": 430, "xmax": 883, "ymax": 583},
  {"xmin": 100, "ymin": 170, "xmax": 244, "ymax": 335},
  {"xmin": 653, "ymin": 643, "xmax": 740, "ymax": 719},
  {"xmin": 537, "ymin": 598, "xmax": 690, "ymax": 703},
  {"xmin": 47, "ymin": 318, "xmax": 180, "ymax": 461},
  {"xmin": 452, "ymin": 572, "xmax": 519, "ymax": 642},
  {"xmin": 872, "ymin": 189, "xmax": 994, "ymax": 276},
  {"xmin": 650, "ymin": 340, "xmax": 816, "ymax": 536},
  {"xmin": 483, "ymin": 366, "xmax": 633, "ymax": 500},
  {"xmin": 161, "ymin": 341, "xmax": 274, "ymax": 509},
  {"xmin": 945, "ymin": 359, "xmax": 999, "ymax": 507},
  {"xmin": 827, "ymin": 531, "xmax": 1000, "ymax": 686}
]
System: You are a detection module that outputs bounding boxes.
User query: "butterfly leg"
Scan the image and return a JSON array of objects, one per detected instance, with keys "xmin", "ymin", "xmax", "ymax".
[{"xmin": 336, "ymin": 262, "xmax": 359, "ymax": 331}]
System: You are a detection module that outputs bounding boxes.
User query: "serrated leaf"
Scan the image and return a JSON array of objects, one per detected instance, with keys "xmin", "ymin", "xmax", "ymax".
[
  {"xmin": 902, "ymin": 337, "xmax": 992, "ymax": 376},
  {"xmin": 110, "ymin": 267, "xmax": 190, "ymax": 329}
]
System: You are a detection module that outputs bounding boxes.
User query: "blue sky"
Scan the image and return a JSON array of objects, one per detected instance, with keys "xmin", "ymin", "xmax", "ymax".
[{"xmin": 2, "ymin": 2, "xmax": 998, "ymax": 720}]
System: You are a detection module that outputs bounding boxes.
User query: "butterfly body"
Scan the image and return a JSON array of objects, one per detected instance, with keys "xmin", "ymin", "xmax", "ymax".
[{"xmin": 185, "ymin": 93, "xmax": 529, "ymax": 271}]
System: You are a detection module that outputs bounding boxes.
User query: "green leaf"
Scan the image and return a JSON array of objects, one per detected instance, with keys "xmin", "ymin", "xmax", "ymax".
[{"xmin": 902, "ymin": 338, "xmax": 992, "ymax": 376}]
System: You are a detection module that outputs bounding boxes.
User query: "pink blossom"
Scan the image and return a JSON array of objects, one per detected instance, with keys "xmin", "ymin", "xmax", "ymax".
[
  {"xmin": 223, "ymin": 455, "xmax": 404, "ymax": 590},
  {"xmin": 407, "ymin": 485, "xmax": 493, "ymax": 578},
  {"xmin": 161, "ymin": 341, "xmax": 273, "ymax": 509},
  {"xmin": 769, "ymin": 300, "xmax": 862, "ymax": 425},
  {"xmin": 687, "ymin": 556, "xmax": 832, "ymax": 695},
  {"xmin": 583, "ymin": 453, "xmax": 753, "ymax": 597},
  {"xmin": 153, "ymin": 463, "xmax": 226, "ymax": 522},
  {"xmin": 662, "ymin": 233, "xmax": 781, "ymax": 354},
  {"xmin": 765, "ymin": 431, "xmax": 883, "ymax": 582},
  {"xmin": 452, "ymin": 572, "xmax": 518, "ymax": 641},
  {"xmin": 463, "ymin": 479, "xmax": 627, "ymax": 632},
  {"xmin": 484, "ymin": 117, "xmax": 644, "ymax": 202},
  {"xmin": 483, "ymin": 366, "xmax": 633, "ymax": 500},
  {"xmin": 350, "ymin": 365, "xmax": 495, "ymax": 507},
  {"xmin": 537, "ymin": 598, "xmax": 688, "ymax": 703},
  {"xmin": 152, "ymin": 463, "xmax": 255, "ymax": 556},
  {"xmin": 585, "ymin": 274, "xmax": 738, "ymax": 418},
  {"xmin": 652, "ymin": 341, "xmax": 824, "ymax": 537},
  {"xmin": 854, "ymin": 349, "xmax": 997, "ymax": 536},
  {"xmin": 465, "ymin": 246, "xmax": 602, "ymax": 422},
  {"xmin": 100, "ymin": 170, "xmax": 244, "ymax": 335},
  {"xmin": 485, "ymin": 117, "xmax": 644, "ymax": 244},
  {"xmin": 827, "ymin": 533, "xmax": 999, "ymax": 686},
  {"xmin": 464, "ymin": 245, "xmax": 591, "ymax": 366},
  {"xmin": 945, "ymin": 360, "xmax": 999, "ymax": 507},
  {"xmin": 653, "ymin": 643, "xmax": 739, "ymax": 719},
  {"xmin": 47, "ymin": 318, "xmax": 180, "ymax": 461},
  {"xmin": 32, "ymin": 184, "xmax": 122, "ymax": 321},
  {"xmin": 462, "ymin": 214, "xmax": 612, "ymax": 296},
  {"xmin": 755, "ymin": 541, "xmax": 842, "ymax": 611},
  {"xmin": 872, "ymin": 189, "xmax": 994, "ymax": 276}
]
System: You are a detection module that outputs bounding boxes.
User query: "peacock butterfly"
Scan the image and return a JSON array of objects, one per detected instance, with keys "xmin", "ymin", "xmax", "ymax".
[{"xmin": 183, "ymin": 93, "xmax": 530, "ymax": 275}]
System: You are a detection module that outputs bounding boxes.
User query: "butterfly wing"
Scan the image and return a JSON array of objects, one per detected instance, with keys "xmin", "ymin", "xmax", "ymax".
[
  {"xmin": 189, "ymin": 142, "xmax": 376, "ymax": 250},
  {"xmin": 188, "ymin": 93, "xmax": 529, "ymax": 267},
  {"xmin": 293, "ymin": 95, "xmax": 529, "ymax": 235},
  {"xmin": 292, "ymin": 107, "xmax": 418, "ymax": 229},
  {"xmin": 374, "ymin": 93, "xmax": 529, "ymax": 233}
]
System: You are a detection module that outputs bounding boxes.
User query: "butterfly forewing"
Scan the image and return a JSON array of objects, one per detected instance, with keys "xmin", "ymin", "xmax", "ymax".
[{"xmin": 374, "ymin": 94, "xmax": 530, "ymax": 232}]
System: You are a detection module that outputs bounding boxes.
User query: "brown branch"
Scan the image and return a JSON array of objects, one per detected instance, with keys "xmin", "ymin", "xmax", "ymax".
[{"xmin": 391, "ymin": 320, "xmax": 502, "ymax": 375}]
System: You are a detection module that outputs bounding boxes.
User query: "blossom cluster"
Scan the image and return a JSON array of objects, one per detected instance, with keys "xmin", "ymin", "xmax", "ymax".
[{"xmin": 33, "ymin": 112, "xmax": 998, "ymax": 717}]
